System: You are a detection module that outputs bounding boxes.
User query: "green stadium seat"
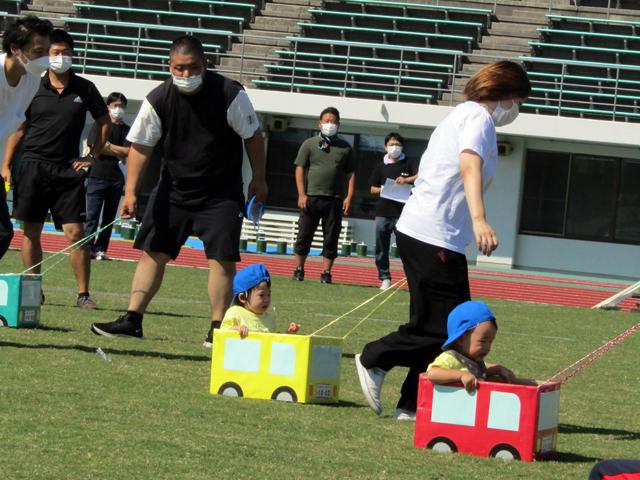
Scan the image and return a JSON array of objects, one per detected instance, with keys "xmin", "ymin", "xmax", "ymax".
[
  {"xmin": 522, "ymin": 101, "xmax": 640, "ymax": 121},
  {"xmin": 252, "ymin": 79, "xmax": 433, "ymax": 102},
  {"xmin": 298, "ymin": 21, "xmax": 474, "ymax": 51},
  {"xmin": 529, "ymin": 40, "xmax": 640, "ymax": 62},
  {"xmin": 63, "ymin": 16, "xmax": 231, "ymax": 76},
  {"xmin": 265, "ymin": 63, "xmax": 444, "ymax": 84},
  {"xmin": 0, "ymin": 0, "xmax": 22, "ymax": 15},
  {"xmin": 546, "ymin": 13, "xmax": 640, "ymax": 30},
  {"xmin": 308, "ymin": 8, "xmax": 485, "ymax": 42},
  {"xmin": 335, "ymin": 0, "xmax": 492, "ymax": 28},
  {"xmin": 275, "ymin": 49, "xmax": 455, "ymax": 73},
  {"xmin": 95, "ymin": 0, "xmax": 260, "ymax": 22},
  {"xmin": 73, "ymin": 3, "xmax": 246, "ymax": 32},
  {"xmin": 574, "ymin": 0, "xmax": 639, "ymax": 9}
]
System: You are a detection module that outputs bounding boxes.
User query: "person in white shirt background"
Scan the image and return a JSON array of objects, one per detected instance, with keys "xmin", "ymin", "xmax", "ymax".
[
  {"xmin": 0, "ymin": 15, "xmax": 52, "ymax": 259},
  {"xmin": 354, "ymin": 61, "xmax": 531, "ymax": 421}
]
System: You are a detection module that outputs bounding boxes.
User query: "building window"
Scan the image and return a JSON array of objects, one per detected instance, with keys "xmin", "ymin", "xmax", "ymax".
[
  {"xmin": 520, "ymin": 151, "xmax": 569, "ymax": 235},
  {"xmin": 266, "ymin": 129, "xmax": 424, "ymax": 220},
  {"xmin": 616, "ymin": 159, "xmax": 640, "ymax": 243},
  {"xmin": 520, "ymin": 150, "xmax": 640, "ymax": 245}
]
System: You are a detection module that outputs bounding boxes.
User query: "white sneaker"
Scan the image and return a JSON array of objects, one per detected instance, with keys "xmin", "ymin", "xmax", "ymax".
[
  {"xmin": 380, "ymin": 279, "xmax": 392, "ymax": 290},
  {"xmin": 355, "ymin": 353, "xmax": 386, "ymax": 415},
  {"xmin": 95, "ymin": 251, "xmax": 111, "ymax": 261},
  {"xmin": 393, "ymin": 408, "xmax": 416, "ymax": 421}
]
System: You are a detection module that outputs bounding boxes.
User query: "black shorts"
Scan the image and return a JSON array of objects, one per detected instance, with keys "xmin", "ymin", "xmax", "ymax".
[
  {"xmin": 294, "ymin": 196, "xmax": 343, "ymax": 260},
  {"xmin": 134, "ymin": 185, "xmax": 243, "ymax": 261},
  {"xmin": 13, "ymin": 160, "xmax": 87, "ymax": 225}
]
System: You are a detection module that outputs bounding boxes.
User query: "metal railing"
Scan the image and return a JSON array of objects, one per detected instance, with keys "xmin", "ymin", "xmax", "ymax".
[
  {"xmin": 547, "ymin": 0, "xmax": 640, "ymax": 18},
  {"xmin": 2, "ymin": 13, "xmax": 640, "ymax": 121}
]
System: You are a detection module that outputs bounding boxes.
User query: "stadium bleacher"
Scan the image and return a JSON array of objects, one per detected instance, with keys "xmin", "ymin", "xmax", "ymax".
[
  {"xmin": 523, "ymin": 13, "xmax": 640, "ymax": 122},
  {"xmin": 2, "ymin": 0, "xmax": 639, "ymax": 120},
  {"xmin": 0, "ymin": 0, "xmax": 22, "ymax": 15},
  {"xmin": 63, "ymin": 0, "xmax": 262, "ymax": 79},
  {"xmin": 252, "ymin": 0, "xmax": 492, "ymax": 104},
  {"xmin": 573, "ymin": 0, "xmax": 640, "ymax": 10}
]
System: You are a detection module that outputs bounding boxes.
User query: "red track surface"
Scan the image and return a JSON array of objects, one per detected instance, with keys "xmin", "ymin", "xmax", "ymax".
[{"xmin": 9, "ymin": 231, "xmax": 639, "ymax": 312}]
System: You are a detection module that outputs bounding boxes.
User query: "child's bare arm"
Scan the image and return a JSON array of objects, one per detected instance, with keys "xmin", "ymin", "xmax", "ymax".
[
  {"xmin": 486, "ymin": 363, "xmax": 516, "ymax": 383},
  {"xmin": 427, "ymin": 367, "xmax": 478, "ymax": 393}
]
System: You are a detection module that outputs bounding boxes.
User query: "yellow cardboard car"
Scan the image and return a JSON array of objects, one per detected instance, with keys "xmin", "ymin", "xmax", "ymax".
[{"xmin": 210, "ymin": 330, "xmax": 342, "ymax": 404}]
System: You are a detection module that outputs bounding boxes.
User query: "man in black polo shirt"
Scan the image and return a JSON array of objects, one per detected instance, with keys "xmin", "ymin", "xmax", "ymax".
[
  {"xmin": 4, "ymin": 29, "xmax": 110, "ymax": 308},
  {"xmin": 90, "ymin": 36, "xmax": 268, "ymax": 344}
]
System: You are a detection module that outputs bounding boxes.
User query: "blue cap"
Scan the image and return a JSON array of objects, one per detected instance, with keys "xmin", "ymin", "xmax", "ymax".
[
  {"xmin": 442, "ymin": 301, "xmax": 496, "ymax": 350},
  {"xmin": 245, "ymin": 195, "xmax": 266, "ymax": 225},
  {"xmin": 233, "ymin": 263, "xmax": 270, "ymax": 299}
]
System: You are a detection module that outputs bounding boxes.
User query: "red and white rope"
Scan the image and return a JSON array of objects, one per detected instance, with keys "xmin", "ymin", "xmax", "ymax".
[{"xmin": 546, "ymin": 322, "xmax": 640, "ymax": 384}]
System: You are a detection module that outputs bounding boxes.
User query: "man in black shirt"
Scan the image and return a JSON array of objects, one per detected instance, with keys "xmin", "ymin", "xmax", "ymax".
[
  {"xmin": 90, "ymin": 36, "xmax": 268, "ymax": 343},
  {"xmin": 3, "ymin": 29, "xmax": 110, "ymax": 308},
  {"xmin": 368, "ymin": 133, "xmax": 417, "ymax": 290},
  {"xmin": 86, "ymin": 91, "xmax": 131, "ymax": 261}
]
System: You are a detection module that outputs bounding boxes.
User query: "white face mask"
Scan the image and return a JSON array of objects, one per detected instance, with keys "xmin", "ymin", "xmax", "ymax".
[
  {"xmin": 320, "ymin": 123, "xmax": 338, "ymax": 136},
  {"xmin": 49, "ymin": 55, "xmax": 72, "ymax": 74},
  {"xmin": 172, "ymin": 74, "xmax": 203, "ymax": 94},
  {"xmin": 19, "ymin": 53, "xmax": 50, "ymax": 76},
  {"xmin": 387, "ymin": 145, "xmax": 403, "ymax": 159},
  {"xmin": 109, "ymin": 106, "xmax": 125, "ymax": 121},
  {"xmin": 491, "ymin": 100, "xmax": 520, "ymax": 127}
]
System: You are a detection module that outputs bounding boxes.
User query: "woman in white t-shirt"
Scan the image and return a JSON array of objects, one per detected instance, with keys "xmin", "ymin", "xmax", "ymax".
[{"xmin": 355, "ymin": 61, "xmax": 531, "ymax": 420}]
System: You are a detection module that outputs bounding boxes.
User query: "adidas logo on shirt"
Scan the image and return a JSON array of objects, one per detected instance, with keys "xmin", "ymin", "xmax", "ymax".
[{"xmin": 73, "ymin": 96, "xmax": 83, "ymax": 103}]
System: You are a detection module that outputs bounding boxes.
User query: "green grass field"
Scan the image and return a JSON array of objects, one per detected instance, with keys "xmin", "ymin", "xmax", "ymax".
[{"xmin": 1, "ymin": 250, "xmax": 638, "ymax": 479}]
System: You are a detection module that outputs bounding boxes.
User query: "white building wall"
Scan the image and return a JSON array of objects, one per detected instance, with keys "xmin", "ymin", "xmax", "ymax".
[{"xmin": 515, "ymin": 235, "xmax": 640, "ymax": 279}]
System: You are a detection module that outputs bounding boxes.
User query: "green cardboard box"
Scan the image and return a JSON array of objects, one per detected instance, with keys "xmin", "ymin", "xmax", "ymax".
[{"xmin": 0, "ymin": 274, "xmax": 42, "ymax": 328}]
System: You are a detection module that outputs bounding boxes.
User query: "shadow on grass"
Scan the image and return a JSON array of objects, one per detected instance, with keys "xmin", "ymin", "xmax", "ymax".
[
  {"xmin": 0, "ymin": 340, "xmax": 210, "ymax": 362},
  {"xmin": 560, "ymin": 423, "xmax": 640, "ymax": 441},
  {"xmin": 322, "ymin": 399, "xmax": 366, "ymax": 409},
  {"xmin": 342, "ymin": 352, "xmax": 356, "ymax": 359},
  {"xmin": 553, "ymin": 451, "xmax": 601, "ymax": 463},
  {"xmin": 43, "ymin": 304, "xmax": 209, "ymax": 319},
  {"xmin": 35, "ymin": 324, "xmax": 74, "ymax": 333}
]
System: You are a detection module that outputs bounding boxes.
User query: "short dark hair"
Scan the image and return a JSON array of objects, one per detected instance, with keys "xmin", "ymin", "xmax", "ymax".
[
  {"xmin": 385, "ymin": 132, "xmax": 404, "ymax": 146},
  {"xmin": 49, "ymin": 28, "xmax": 74, "ymax": 52},
  {"xmin": 106, "ymin": 92, "xmax": 128, "ymax": 106},
  {"xmin": 170, "ymin": 35, "xmax": 205, "ymax": 60},
  {"xmin": 2, "ymin": 15, "xmax": 53, "ymax": 55},
  {"xmin": 319, "ymin": 107, "xmax": 340, "ymax": 122}
]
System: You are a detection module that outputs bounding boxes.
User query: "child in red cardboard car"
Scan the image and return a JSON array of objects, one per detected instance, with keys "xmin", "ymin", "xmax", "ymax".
[{"xmin": 426, "ymin": 301, "xmax": 536, "ymax": 393}]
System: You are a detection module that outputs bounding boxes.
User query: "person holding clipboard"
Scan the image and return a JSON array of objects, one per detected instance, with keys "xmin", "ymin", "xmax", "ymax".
[{"xmin": 368, "ymin": 133, "xmax": 417, "ymax": 290}]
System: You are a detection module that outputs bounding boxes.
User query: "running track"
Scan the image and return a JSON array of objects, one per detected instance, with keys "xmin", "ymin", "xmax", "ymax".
[{"xmin": 9, "ymin": 231, "xmax": 639, "ymax": 312}]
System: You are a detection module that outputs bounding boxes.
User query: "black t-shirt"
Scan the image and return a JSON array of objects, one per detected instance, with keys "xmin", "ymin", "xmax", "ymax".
[
  {"xmin": 88, "ymin": 121, "xmax": 130, "ymax": 182},
  {"xmin": 146, "ymin": 71, "xmax": 246, "ymax": 206},
  {"xmin": 368, "ymin": 158, "xmax": 418, "ymax": 218},
  {"xmin": 21, "ymin": 71, "xmax": 108, "ymax": 165}
]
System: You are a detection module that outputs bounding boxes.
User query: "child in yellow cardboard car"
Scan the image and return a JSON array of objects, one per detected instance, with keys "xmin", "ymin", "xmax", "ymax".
[{"xmin": 222, "ymin": 263, "xmax": 299, "ymax": 337}]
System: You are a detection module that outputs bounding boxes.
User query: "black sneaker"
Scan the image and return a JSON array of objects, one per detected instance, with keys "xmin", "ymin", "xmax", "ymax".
[
  {"xmin": 203, "ymin": 327, "xmax": 214, "ymax": 348},
  {"xmin": 292, "ymin": 267, "xmax": 305, "ymax": 281},
  {"xmin": 91, "ymin": 314, "xmax": 143, "ymax": 339},
  {"xmin": 320, "ymin": 270, "xmax": 332, "ymax": 284}
]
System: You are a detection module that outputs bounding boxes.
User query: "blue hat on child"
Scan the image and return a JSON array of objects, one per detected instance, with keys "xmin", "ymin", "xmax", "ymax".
[
  {"xmin": 441, "ymin": 301, "xmax": 496, "ymax": 350},
  {"xmin": 233, "ymin": 263, "xmax": 270, "ymax": 299}
]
